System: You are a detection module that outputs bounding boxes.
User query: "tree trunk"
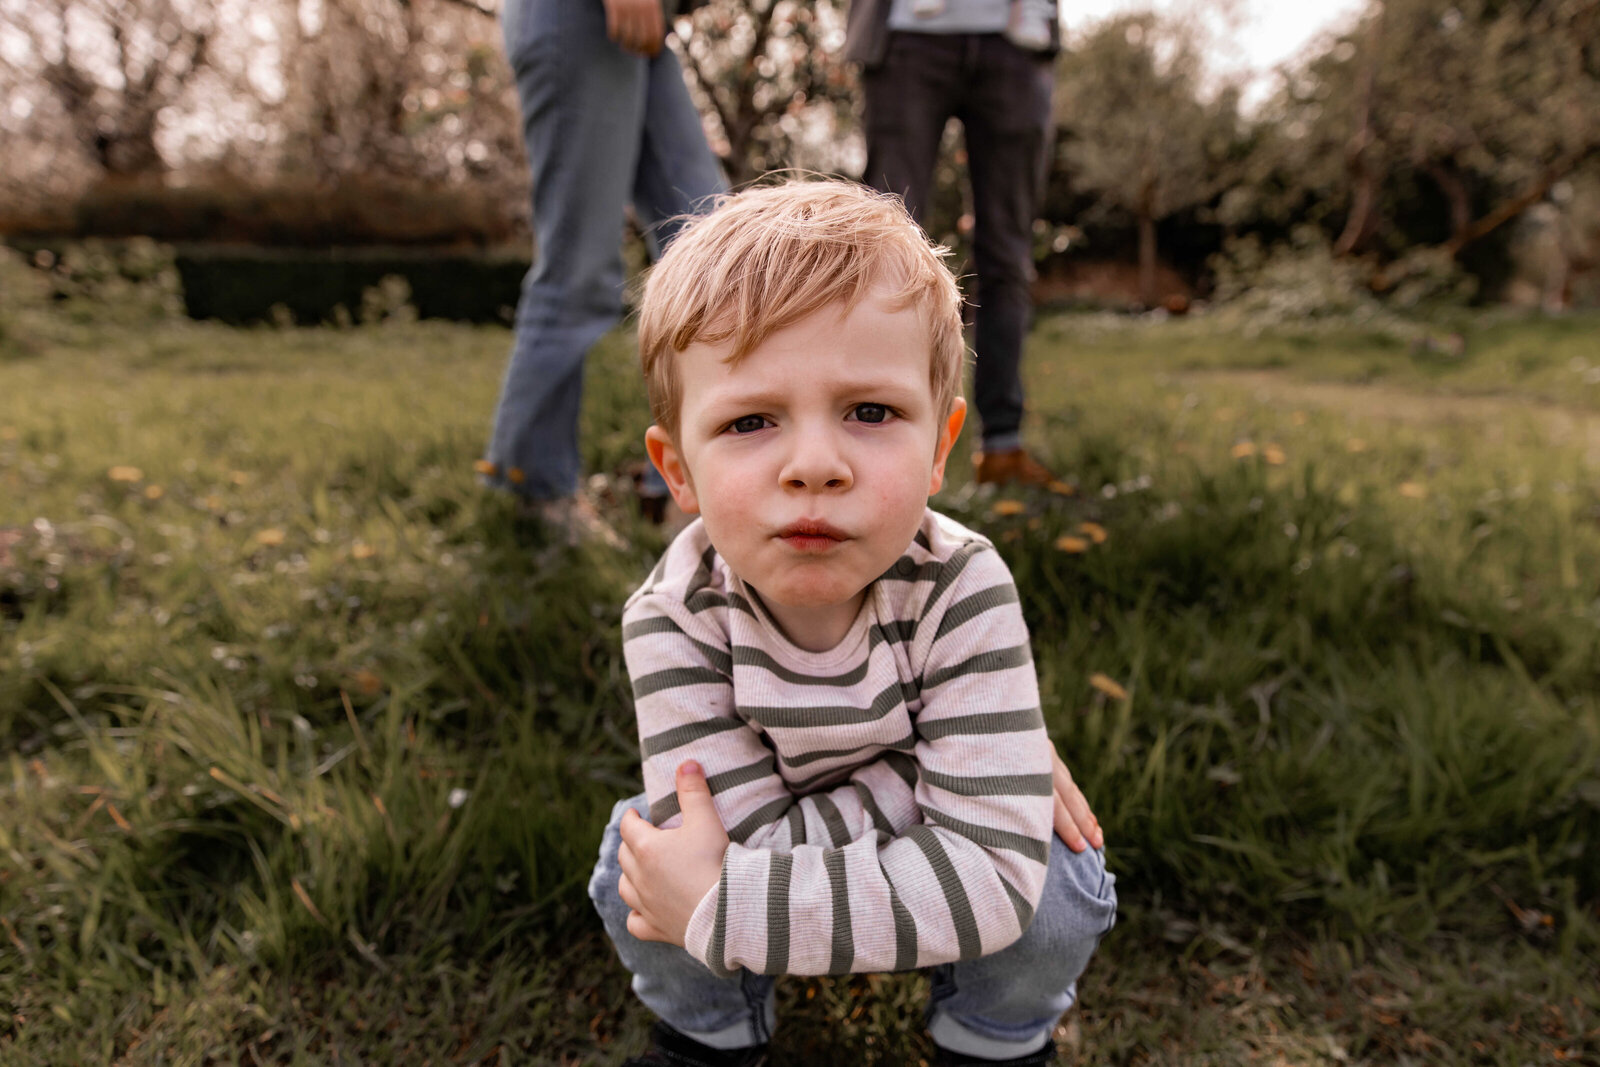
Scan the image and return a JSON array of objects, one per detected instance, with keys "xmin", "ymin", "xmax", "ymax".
[
  {"xmin": 1137, "ymin": 210, "xmax": 1157, "ymax": 308},
  {"xmin": 1425, "ymin": 160, "xmax": 1473, "ymax": 248},
  {"xmin": 1334, "ymin": 7, "xmax": 1383, "ymax": 257}
]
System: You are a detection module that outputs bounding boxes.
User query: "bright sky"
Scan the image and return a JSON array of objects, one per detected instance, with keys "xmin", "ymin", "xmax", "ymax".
[{"xmin": 1065, "ymin": 0, "xmax": 1372, "ymax": 109}]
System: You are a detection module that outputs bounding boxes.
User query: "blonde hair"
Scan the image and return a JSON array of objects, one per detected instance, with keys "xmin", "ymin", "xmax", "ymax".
[{"xmin": 638, "ymin": 179, "xmax": 966, "ymax": 441}]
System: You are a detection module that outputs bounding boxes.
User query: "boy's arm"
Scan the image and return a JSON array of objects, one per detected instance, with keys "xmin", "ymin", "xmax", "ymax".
[
  {"xmin": 660, "ymin": 547, "xmax": 1057, "ymax": 977},
  {"xmin": 624, "ymin": 596, "xmax": 924, "ymax": 854}
]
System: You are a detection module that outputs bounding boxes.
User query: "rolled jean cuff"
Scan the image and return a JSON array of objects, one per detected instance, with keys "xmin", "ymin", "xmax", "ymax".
[
  {"xmin": 981, "ymin": 431, "xmax": 1023, "ymax": 454},
  {"xmin": 927, "ymin": 1010, "xmax": 1052, "ymax": 1060},
  {"xmin": 677, "ymin": 991, "xmax": 775, "ymax": 1051}
]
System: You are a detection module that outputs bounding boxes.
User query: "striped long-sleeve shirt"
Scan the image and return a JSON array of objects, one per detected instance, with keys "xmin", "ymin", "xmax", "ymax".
[{"xmin": 621, "ymin": 508, "xmax": 1053, "ymax": 977}]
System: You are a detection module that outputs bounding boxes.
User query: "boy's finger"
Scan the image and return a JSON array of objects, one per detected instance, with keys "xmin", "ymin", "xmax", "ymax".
[
  {"xmin": 1054, "ymin": 795, "xmax": 1087, "ymax": 852},
  {"xmin": 674, "ymin": 760, "xmax": 724, "ymax": 835},
  {"xmin": 618, "ymin": 872, "xmax": 640, "ymax": 912},
  {"xmin": 627, "ymin": 910, "xmax": 671, "ymax": 943},
  {"xmin": 618, "ymin": 806, "xmax": 652, "ymax": 847}
]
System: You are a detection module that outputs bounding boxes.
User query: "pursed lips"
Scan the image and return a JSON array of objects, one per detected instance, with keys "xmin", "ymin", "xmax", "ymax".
[{"xmin": 775, "ymin": 520, "xmax": 849, "ymax": 552}]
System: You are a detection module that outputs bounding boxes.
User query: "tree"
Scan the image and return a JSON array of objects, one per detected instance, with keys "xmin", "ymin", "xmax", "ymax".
[
  {"xmin": 1279, "ymin": 0, "xmax": 1600, "ymax": 262},
  {"xmin": 672, "ymin": 0, "xmax": 858, "ymax": 185},
  {"xmin": 1055, "ymin": 13, "xmax": 1243, "ymax": 305},
  {"xmin": 0, "ymin": 0, "xmax": 215, "ymax": 177}
]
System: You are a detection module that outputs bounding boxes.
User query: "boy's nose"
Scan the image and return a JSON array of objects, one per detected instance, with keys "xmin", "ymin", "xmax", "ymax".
[{"xmin": 780, "ymin": 430, "xmax": 852, "ymax": 492}]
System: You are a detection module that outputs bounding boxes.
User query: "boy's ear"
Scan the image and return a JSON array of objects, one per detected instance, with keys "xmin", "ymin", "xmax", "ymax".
[
  {"xmin": 928, "ymin": 398, "xmax": 967, "ymax": 496},
  {"xmin": 645, "ymin": 425, "xmax": 700, "ymax": 514}
]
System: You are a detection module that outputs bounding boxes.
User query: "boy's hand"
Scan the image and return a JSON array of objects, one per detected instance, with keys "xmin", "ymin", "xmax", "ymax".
[
  {"xmin": 602, "ymin": 0, "xmax": 665, "ymax": 56},
  {"xmin": 1051, "ymin": 746, "xmax": 1104, "ymax": 852},
  {"xmin": 617, "ymin": 761, "xmax": 730, "ymax": 946}
]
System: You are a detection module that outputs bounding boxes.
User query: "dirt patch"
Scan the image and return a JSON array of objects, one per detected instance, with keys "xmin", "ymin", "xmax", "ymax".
[{"xmin": 1182, "ymin": 369, "xmax": 1600, "ymax": 465}]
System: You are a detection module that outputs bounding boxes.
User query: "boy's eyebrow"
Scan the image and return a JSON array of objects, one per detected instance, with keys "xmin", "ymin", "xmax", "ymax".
[{"xmin": 701, "ymin": 377, "xmax": 926, "ymax": 411}]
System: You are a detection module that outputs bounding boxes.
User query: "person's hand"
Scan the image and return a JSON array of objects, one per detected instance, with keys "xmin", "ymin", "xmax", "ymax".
[
  {"xmin": 618, "ymin": 760, "xmax": 730, "ymax": 946},
  {"xmin": 1051, "ymin": 745, "xmax": 1103, "ymax": 852},
  {"xmin": 602, "ymin": 0, "xmax": 665, "ymax": 57}
]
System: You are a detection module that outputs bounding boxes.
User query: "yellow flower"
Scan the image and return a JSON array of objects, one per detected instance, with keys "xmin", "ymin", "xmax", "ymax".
[
  {"xmin": 1077, "ymin": 521, "xmax": 1107, "ymax": 544},
  {"xmin": 1263, "ymin": 444, "xmax": 1286, "ymax": 466},
  {"xmin": 1230, "ymin": 441, "xmax": 1257, "ymax": 459},
  {"xmin": 108, "ymin": 465, "xmax": 143, "ymax": 482},
  {"xmin": 991, "ymin": 499, "xmax": 1026, "ymax": 517},
  {"xmin": 256, "ymin": 528, "xmax": 286, "ymax": 546},
  {"xmin": 1398, "ymin": 481, "xmax": 1427, "ymax": 499},
  {"xmin": 473, "ymin": 459, "xmax": 497, "ymax": 476},
  {"xmin": 1054, "ymin": 535, "xmax": 1089, "ymax": 554},
  {"xmin": 351, "ymin": 542, "xmax": 377, "ymax": 560},
  {"xmin": 143, "ymin": 485, "xmax": 164, "ymax": 500},
  {"xmin": 1047, "ymin": 480, "xmax": 1077, "ymax": 497},
  {"xmin": 1088, "ymin": 673, "xmax": 1128, "ymax": 700}
]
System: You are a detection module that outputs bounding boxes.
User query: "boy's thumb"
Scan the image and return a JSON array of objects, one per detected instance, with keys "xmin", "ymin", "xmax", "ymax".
[{"xmin": 675, "ymin": 761, "xmax": 720, "ymax": 828}]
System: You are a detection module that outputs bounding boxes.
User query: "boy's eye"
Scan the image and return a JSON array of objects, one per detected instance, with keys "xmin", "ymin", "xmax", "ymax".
[
  {"xmin": 729, "ymin": 415, "xmax": 769, "ymax": 434},
  {"xmin": 851, "ymin": 403, "xmax": 891, "ymax": 424}
]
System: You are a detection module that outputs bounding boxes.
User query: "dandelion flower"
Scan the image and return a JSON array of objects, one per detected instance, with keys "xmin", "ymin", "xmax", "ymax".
[
  {"xmin": 1263, "ymin": 444, "xmax": 1286, "ymax": 466},
  {"xmin": 473, "ymin": 459, "xmax": 497, "ymax": 476},
  {"xmin": 1054, "ymin": 535, "xmax": 1089, "ymax": 553},
  {"xmin": 108, "ymin": 466, "xmax": 143, "ymax": 482},
  {"xmin": 143, "ymin": 485, "xmax": 165, "ymax": 500},
  {"xmin": 991, "ymin": 499, "xmax": 1026, "ymax": 517},
  {"xmin": 256, "ymin": 528, "xmax": 286, "ymax": 546},
  {"xmin": 1077, "ymin": 521, "xmax": 1107, "ymax": 544},
  {"xmin": 1230, "ymin": 441, "xmax": 1257, "ymax": 459},
  {"xmin": 352, "ymin": 542, "xmax": 377, "ymax": 560},
  {"xmin": 1398, "ymin": 482, "xmax": 1427, "ymax": 499}
]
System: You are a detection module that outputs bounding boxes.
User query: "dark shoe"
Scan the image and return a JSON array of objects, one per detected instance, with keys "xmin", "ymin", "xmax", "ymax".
[
  {"xmin": 973, "ymin": 449, "xmax": 1074, "ymax": 495},
  {"xmin": 622, "ymin": 1021, "xmax": 769, "ymax": 1067},
  {"xmin": 932, "ymin": 1036, "xmax": 1057, "ymax": 1065}
]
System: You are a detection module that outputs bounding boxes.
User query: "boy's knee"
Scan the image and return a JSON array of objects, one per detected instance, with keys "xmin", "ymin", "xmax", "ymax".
[
  {"xmin": 588, "ymin": 795, "xmax": 650, "ymax": 923},
  {"xmin": 1024, "ymin": 838, "xmax": 1118, "ymax": 953}
]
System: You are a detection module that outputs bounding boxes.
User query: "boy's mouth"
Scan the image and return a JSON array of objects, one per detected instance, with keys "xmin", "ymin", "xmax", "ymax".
[{"xmin": 776, "ymin": 520, "xmax": 849, "ymax": 551}]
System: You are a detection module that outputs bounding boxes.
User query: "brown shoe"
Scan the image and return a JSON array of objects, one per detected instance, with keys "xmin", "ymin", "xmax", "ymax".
[{"xmin": 973, "ymin": 449, "xmax": 1073, "ymax": 494}]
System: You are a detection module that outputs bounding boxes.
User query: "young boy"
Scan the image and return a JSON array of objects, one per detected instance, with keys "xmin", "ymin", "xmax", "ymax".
[{"xmin": 588, "ymin": 181, "xmax": 1117, "ymax": 1066}]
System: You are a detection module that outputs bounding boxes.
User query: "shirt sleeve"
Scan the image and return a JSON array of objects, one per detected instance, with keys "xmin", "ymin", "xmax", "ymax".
[
  {"xmin": 623, "ymin": 590, "xmax": 925, "ymax": 862},
  {"xmin": 661, "ymin": 545, "xmax": 1055, "ymax": 977}
]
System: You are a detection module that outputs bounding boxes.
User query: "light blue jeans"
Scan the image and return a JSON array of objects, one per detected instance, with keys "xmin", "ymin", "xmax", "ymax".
[
  {"xmin": 589, "ymin": 795, "xmax": 1118, "ymax": 1059},
  {"xmin": 485, "ymin": 0, "xmax": 726, "ymax": 501}
]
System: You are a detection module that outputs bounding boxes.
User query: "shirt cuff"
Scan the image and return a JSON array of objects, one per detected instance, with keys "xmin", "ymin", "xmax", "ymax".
[{"xmin": 683, "ymin": 878, "xmax": 726, "ymax": 974}]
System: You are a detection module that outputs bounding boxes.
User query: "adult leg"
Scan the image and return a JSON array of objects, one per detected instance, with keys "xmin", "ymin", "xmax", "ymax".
[
  {"xmin": 589, "ymin": 796, "xmax": 777, "ymax": 1049},
  {"xmin": 927, "ymin": 837, "xmax": 1117, "ymax": 1060},
  {"xmin": 631, "ymin": 45, "xmax": 727, "ymax": 501},
  {"xmin": 484, "ymin": 0, "xmax": 649, "ymax": 501},
  {"xmin": 859, "ymin": 32, "xmax": 963, "ymax": 225},
  {"xmin": 959, "ymin": 38, "xmax": 1053, "ymax": 454}
]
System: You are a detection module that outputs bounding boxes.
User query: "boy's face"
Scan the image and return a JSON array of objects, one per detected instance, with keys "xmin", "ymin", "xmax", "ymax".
[{"xmin": 647, "ymin": 292, "xmax": 965, "ymax": 650}]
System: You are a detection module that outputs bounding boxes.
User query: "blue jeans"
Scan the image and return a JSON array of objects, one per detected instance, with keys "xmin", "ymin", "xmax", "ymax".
[
  {"xmin": 485, "ymin": 0, "xmax": 726, "ymax": 501},
  {"xmin": 589, "ymin": 795, "xmax": 1118, "ymax": 1059}
]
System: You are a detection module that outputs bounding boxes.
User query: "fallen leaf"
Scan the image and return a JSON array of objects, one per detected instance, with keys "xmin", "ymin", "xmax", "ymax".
[
  {"xmin": 1089, "ymin": 673, "xmax": 1128, "ymax": 700},
  {"xmin": 991, "ymin": 499, "xmax": 1026, "ymax": 517},
  {"xmin": 256, "ymin": 528, "xmax": 286, "ymax": 546},
  {"xmin": 108, "ymin": 466, "xmax": 143, "ymax": 482},
  {"xmin": 350, "ymin": 668, "xmax": 383, "ymax": 696},
  {"xmin": 1077, "ymin": 521, "xmax": 1107, "ymax": 544},
  {"xmin": 1054, "ymin": 535, "xmax": 1089, "ymax": 553}
]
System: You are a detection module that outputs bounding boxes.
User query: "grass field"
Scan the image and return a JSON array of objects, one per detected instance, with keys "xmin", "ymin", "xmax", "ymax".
[{"xmin": 2, "ymin": 250, "xmax": 1598, "ymax": 1064}]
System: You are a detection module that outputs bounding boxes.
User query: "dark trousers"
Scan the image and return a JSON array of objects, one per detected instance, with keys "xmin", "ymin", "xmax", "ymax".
[{"xmin": 861, "ymin": 32, "xmax": 1054, "ymax": 450}]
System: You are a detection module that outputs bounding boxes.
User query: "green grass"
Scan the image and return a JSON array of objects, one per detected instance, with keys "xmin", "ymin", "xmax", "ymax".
[{"xmin": 2, "ymin": 249, "xmax": 1597, "ymax": 1063}]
